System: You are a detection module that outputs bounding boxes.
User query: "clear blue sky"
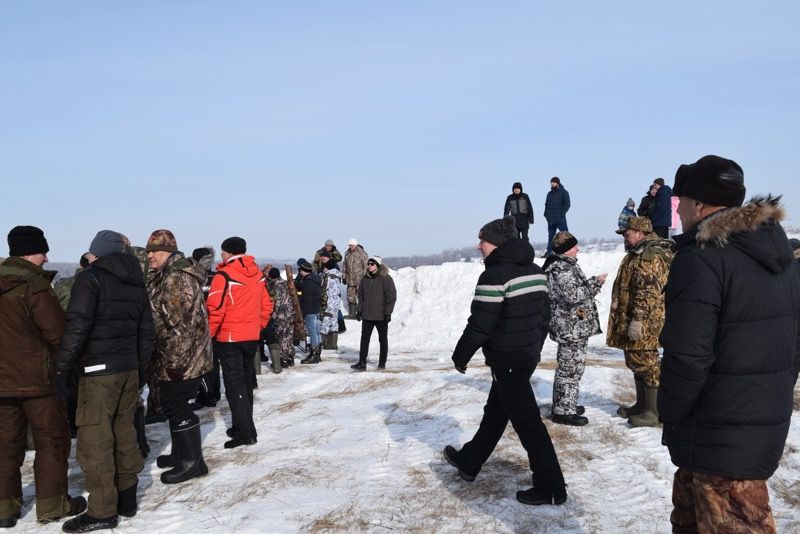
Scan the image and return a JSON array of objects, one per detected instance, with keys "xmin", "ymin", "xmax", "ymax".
[{"xmin": 2, "ymin": 2, "xmax": 798, "ymax": 261}]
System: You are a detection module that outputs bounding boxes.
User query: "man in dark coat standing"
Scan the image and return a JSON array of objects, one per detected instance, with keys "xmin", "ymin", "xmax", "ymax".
[
  {"xmin": 544, "ymin": 177, "xmax": 571, "ymax": 256},
  {"xmin": 56, "ymin": 230, "xmax": 155, "ymax": 532},
  {"xmin": 659, "ymin": 155, "xmax": 800, "ymax": 532},
  {"xmin": 651, "ymin": 177, "xmax": 673, "ymax": 238},
  {"xmin": 351, "ymin": 255, "xmax": 396, "ymax": 371},
  {"xmin": 503, "ymin": 182, "xmax": 534, "ymax": 241},
  {"xmin": 443, "ymin": 216, "xmax": 567, "ymax": 506}
]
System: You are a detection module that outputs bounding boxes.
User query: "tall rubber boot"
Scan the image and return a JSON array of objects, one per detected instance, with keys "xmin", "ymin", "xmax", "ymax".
[
  {"xmin": 326, "ymin": 332, "xmax": 338, "ymax": 350},
  {"xmin": 268, "ymin": 344, "xmax": 283, "ymax": 374},
  {"xmin": 628, "ymin": 386, "xmax": 661, "ymax": 427},
  {"xmin": 617, "ymin": 378, "xmax": 645, "ymax": 418},
  {"xmin": 161, "ymin": 415, "xmax": 209, "ymax": 484},
  {"xmin": 321, "ymin": 334, "xmax": 329, "ymax": 349}
]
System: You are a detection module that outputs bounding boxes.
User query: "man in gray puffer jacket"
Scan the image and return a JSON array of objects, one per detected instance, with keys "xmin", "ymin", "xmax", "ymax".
[{"xmin": 351, "ymin": 256, "xmax": 396, "ymax": 370}]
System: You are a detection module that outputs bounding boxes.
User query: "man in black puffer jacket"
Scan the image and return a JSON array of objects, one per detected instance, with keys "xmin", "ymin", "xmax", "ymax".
[
  {"xmin": 56, "ymin": 230, "xmax": 155, "ymax": 533},
  {"xmin": 443, "ymin": 216, "xmax": 567, "ymax": 507},
  {"xmin": 660, "ymin": 155, "xmax": 800, "ymax": 533}
]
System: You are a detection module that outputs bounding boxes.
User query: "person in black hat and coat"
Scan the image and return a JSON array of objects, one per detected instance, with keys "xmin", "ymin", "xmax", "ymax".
[
  {"xmin": 660, "ymin": 155, "xmax": 800, "ymax": 532},
  {"xmin": 443, "ymin": 216, "xmax": 567, "ymax": 507},
  {"xmin": 503, "ymin": 182, "xmax": 534, "ymax": 241}
]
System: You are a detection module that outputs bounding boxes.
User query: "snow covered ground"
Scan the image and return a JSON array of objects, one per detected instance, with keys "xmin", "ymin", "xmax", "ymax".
[{"xmin": 16, "ymin": 242, "xmax": 800, "ymax": 533}]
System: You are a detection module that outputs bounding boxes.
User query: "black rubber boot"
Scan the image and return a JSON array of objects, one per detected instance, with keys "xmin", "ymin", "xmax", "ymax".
[
  {"xmin": 117, "ymin": 482, "xmax": 138, "ymax": 518},
  {"xmin": 617, "ymin": 378, "xmax": 645, "ymax": 418},
  {"xmin": 160, "ymin": 416, "xmax": 208, "ymax": 484},
  {"xmin": 156, "ymin": 430, "xmax": 180, "ymax": 469}
]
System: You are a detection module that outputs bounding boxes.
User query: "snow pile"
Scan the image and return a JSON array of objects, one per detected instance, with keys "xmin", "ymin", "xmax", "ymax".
[{"xmin": 15, "ymin": 243, "xmax": 799, "ymax": 533}]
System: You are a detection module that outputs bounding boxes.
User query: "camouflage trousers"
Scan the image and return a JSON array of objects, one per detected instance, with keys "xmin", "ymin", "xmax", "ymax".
[
  {"xmin": 623, "ymin": 349, "xmax": 660, "ymax": 388},
  {"xmin": 671, "ymin": 468, "xmax": 776, "ymax": 533},
  {"xmin": 347, "ymin": 285, "xmax": 358, "ymax": 308},
  {"xmin": 275, "ymin": 318, "xmax": 295, "ymax": 358},
  {"xmin": 552, "ymin": 340, "xmax": 588, "ymax": 415}
]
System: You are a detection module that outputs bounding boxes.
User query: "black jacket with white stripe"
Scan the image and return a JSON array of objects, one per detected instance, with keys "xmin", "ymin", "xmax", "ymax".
[{"xmin": 452, "ymin": 238, "xmax": 550, "ymax": 370}]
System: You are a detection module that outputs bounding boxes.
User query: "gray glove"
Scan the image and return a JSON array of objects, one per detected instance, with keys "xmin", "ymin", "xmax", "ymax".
[{"xmin": 627, "ymin": 320, "xmax": 644, "ymax": 341}]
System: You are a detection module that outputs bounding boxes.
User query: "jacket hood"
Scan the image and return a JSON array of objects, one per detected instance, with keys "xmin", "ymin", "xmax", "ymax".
[
  {"xmin": 164, "ymin": 252, "xmax": 207, "ymax": 284},
  {"xmin": 692, "ymin": 195, "xmax": 794, "ymax": 275},
  {"xmin": 542, "ymin": 253, "xmax": 576, "ymax": 272},
  {"xmin": 366, "ymin": 264, "xmax": 390, "ymax": 278},
  {"xmin": 92, "ymin": 253, "xmax": 146, "ymax": 286},
  {"xmin": 217, "ymin": 255, "xmax": 262, "ymax": 280},
  {"xmin": 0, "ymin": 256, "xmax": 57, "ymax": 295},
  {"xmin": 485, "ymin": 238, "xmax": 535, "ymax": 267}
]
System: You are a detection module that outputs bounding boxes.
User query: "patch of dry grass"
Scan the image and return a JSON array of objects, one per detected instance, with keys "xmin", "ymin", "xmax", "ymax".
[
  {"xmin": 305, "ymin": 503, "xmax": 371, "ymax": 533},
  {"xmin": 771, "ymin": 476, "xmax": 800, "ymax": 509},
  {"xmin": 315, "ymin": 377, "xmax": 400, "ymax": 400},
  {"xmin": 275, "ymin": 398, "xmax": 307, "ymax": 413}
]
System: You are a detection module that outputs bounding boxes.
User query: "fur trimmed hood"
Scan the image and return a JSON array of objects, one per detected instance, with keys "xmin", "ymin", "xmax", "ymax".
[{"xmin": 691, "ymin": 195, "xmax": 794, "ymax": 274}]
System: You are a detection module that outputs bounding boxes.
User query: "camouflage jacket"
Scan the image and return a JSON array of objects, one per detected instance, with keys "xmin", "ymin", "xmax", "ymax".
[
  {"xmin": 544, "ymin": 254, "xmax": 602, "ymax": 344},
  {"xmin": 266, "ymin": 277, "xmax": 295, "ymax": 323},
  {"xmin": 606, "ymin": 235, "xmax": 673, "ymax": 350},
  {"xmin": 312, "ymin": 246, "xmax": 343, "ymax": 273},
  {"xmin": 147, "ymin": 252, "xmax": 212, "ymax": 382},
  {"xmin": 53, "ymin": 267, "xmax": 82, "ymax": 311},
  {"xmin": 320, "ymin": 267, "xmax": 343, "ymax": 319},
  {"xmin": 343, "ymin": 245, "xmax": 368, "ymax": 286}
]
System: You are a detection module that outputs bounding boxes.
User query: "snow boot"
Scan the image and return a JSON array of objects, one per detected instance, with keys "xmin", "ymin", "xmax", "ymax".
[
  {"xmin": 117, "ymin": 482, "xmax": 138, "ymax": 518},
  {"xmin": 551, "ymin": 413, "xmax": 589, "ymax": 426},
  {"xmin": 160, "ymin": 416, "xmax": 208, "ymax": 484},
  {"xmin": 617, "ymin": 378, "xmax": 645, "ymax": 418},
  {"xmin": 268, "ymin": 344, "xmax": 282, "ymax": 374},
  {"xmin": 350, "ymin": 361, "xmax": 366, "ymax": 371},
  {"xmin": 156, "ymin": 436, "xmax": 179, "ymax": 468},
  {"xmin": 516, "ymin": 486, "xmax": 567, "ymax": 506},
  {"xmin": 301, "ymin": 346, "xmax": 321, "ymax": 364},
  {"xmin": 443, "ymin": 445, "xmax": 476, "ymax": 482},
  {"xmin": 628, "ymin": 386, "xmax": 661, "ymax": 427},
  {"xmin": 325, "ymin": 332, "xmax": 338, "ymax": 350},
  {"xmin": 62, "ymin": 513, "xmax": 118, "ymax": 533}
]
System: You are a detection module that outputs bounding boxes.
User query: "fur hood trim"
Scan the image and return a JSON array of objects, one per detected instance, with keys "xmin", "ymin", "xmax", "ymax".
[{"xmin": 696, "ymin": 195, "xmax": 785, "ymax": 247}]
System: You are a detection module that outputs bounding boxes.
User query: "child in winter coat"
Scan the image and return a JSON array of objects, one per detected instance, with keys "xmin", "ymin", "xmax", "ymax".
[{"xmin": 618, "ymin": 198, "xmax": 636, "ymax": 231}]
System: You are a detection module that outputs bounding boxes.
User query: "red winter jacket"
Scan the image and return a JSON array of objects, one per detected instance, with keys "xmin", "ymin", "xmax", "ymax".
[{"xmin": 207, "ymin": 255, "xmax": 273, "ymax": 342}]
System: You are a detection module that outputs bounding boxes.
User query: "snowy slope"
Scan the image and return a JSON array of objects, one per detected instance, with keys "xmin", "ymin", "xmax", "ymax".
[{"xmin": 15, "ymin": 243, "xmax": 800, "ymax": 533}]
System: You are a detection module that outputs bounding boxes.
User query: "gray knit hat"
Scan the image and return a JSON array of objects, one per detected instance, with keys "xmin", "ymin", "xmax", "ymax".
[{"xmin": 89, "ymin": 230, "xmax": 126, "ymax": 258}]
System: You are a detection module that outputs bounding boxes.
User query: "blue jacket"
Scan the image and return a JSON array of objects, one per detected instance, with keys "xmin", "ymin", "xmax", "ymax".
[
  {"xmin": 651, "ymin": 184, "xmax": 673, "ymax": 228},
  {"xmin": 544, "ymin": 186, "xmax": 570, "ymax": 225}
]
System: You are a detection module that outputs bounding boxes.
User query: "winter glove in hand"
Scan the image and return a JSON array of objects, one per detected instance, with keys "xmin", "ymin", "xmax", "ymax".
[
  {"xmin": 384, "ymin": 314, "xmax": 391, "ymax": 323},
  {"xmin": 166, "ymin": 367, "xmax": 184, "ymax": 382},
  {"xmin": 55, "ymin": 370, "xmax": 75, "ymax": 406},
  {"xmin": 627, "ymin": 320, "xmax": 644, "ymax": 341},
  {"xmin": 355, "ymin": 312, "xmax": 362, "ymax": 321}
]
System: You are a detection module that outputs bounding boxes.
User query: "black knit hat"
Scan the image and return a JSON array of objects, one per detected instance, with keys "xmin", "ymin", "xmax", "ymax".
[
  {"xmin": 268, "ymin": 267, "xmax": 281, "ymax": 279},
  {"xmin": 552, "ymin": 231, "xmax": 578, "ymax": 254},
  {"xmin": 479, "ymin": 216, "xmax": 517, "ymax": 247},
  {"xmin": 8, "ymin": 225, "xmax": 49, "ymax": 257},
  {"xmin": 298, "ymin": 259, "xmax": 313, "ymax": 273},
  {"xmin": 673, "ymin": 155, "xmax": 746, "ymax": 207},
  {"xmin": 192, "ymin": 247, "xmax": 213, "ymax": 261},
  {"xmin": 221, "ymin": 236, "xmax": 246, "ymax": 255}
]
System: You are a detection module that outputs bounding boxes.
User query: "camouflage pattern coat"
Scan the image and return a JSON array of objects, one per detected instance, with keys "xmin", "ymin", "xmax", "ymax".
[
  {"xmin": 146, "ymin": 252, "xmax": 212, "ymax": 382},
  {"xmin": 52, "ymin": 267, "xmax": 82, "ymax": 311},
  {"xmin": 544, "ymin": 254, "xmax": 602, "ymax": 344},
  {"xmin": 606, "ymin": 235, "xmax": 673, "ymax": 350},
  {"xmin": 266, "ymin": 277, "xmax": 296, "ymax": 357},
  {"xmin": 343, "ymin": 245, "xmax": 368, "ymax": 287},
  {"xmin": 312, "ymin": 246, "xmax": 343, "ymax": 273},
  {"xmin": 320, "ymin": 267, "xmax": 343, "ymax": 335}
]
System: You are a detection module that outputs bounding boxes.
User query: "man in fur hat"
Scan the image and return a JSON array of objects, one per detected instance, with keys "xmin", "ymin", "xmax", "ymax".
[{"xmin": 659, "ymin": 155, "xmax": 800, "ymax": 532}]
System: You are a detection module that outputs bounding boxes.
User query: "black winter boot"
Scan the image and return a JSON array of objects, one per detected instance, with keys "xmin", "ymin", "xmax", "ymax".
[
  {"xmin": 516, "ymin": 486, "xmax": 567, "ymax": 506},
  {"xmin": 62, "ymin": 513, "xmax": 118, "ymax": 533},
  {"xmin": 326, "ymin": 332, "xmax": 338, "ymax": 350},
  {"xmin": 156, "ymin": 430, "xmax": 180, "ymax": 468},
  {"xmin": 443, "ymin": 445, "xmax": 476, "ymax": 482},
  {"xmin": 617, "ymin": 378, "xmax": 645, "ymax": 418},
  {"xmin": 301, "ymin": 346, "xmax": 321, "ymax": 364},
  {"xmin": 551, "ymin": 413, "xmax": 589, "ymax": 426},
  {"xmin": 160, "ymin": 416, "xmax": 208, "ymax": 484},
  {"xmin": 117, "ymin": 482, "xmax": 138, "ymax": 518}
]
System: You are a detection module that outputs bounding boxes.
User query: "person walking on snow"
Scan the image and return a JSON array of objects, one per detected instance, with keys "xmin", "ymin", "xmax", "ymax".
[
  {"xmin": 543, "ymin": 232, "xmax": 606, "ymax": 427},
  {"xmin": 503, "ymin": 182, "xmax": 534, "ymax": 241},
  {"xmin": 443, "ymin": 216, "xmax": 567, "ymax": 506}
]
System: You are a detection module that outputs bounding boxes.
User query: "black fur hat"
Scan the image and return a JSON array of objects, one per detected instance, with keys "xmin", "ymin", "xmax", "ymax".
[
  {"xmin": 673, "ymin": 155, "xmax": 746, "ymax": 207},
  {"xmin": 479, "ymin": 216, "xmax": 517, "ymax": 247}
]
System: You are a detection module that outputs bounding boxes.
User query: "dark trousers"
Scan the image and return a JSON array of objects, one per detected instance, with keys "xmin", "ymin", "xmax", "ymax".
[
  {"xmin": 159, "ymin": 378, "xmax": 202, "ymax": 428},
  {"xmin": 359, "ymin": 320, "xmax": 388, "ymax": 365},
  {"xmin": 547, "ymin": 222, "xmax": 569, "ymax": 254},
  {"xmin": 198, "ymin": 353, "xmax": 221, "ymax": 403},
  {"xmin": 654, "ymin": 226, "xmax": 669, "ymax": 238},
  {"xmin": 215, "ymin": 341, "xmax": 258, "ymax": 440},
  {"xmin": 459, "ymin": 367, "xmax": 565, "ymax": 492},
  {"xmin": 516, "ymin": 225, "xmax": 530, "ymax": 241},
  {"xmin": 0, "ymin": 395, "xmax": 71, "ymax": 521}
]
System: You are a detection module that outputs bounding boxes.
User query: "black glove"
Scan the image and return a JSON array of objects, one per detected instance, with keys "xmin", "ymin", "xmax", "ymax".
[
  {"xmin": 55, "ymin": 370, "xmax": 76, "ymax": 405},
  {"xmin": 355, "ymin": 312, "xmax": 362, "ymax": 321},
  {"xmin": 384, "ymin": 314, "xmax": 391, "ymax": 323}
]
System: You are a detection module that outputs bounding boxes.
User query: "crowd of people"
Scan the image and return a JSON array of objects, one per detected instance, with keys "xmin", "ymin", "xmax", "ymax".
[
  {"xmin": 2, "ymin": 154, "xmax": 799, "ymax": 532},
  {"xmin": 0, "ymin": 230, "xmax": 394, "ymax": 532}
]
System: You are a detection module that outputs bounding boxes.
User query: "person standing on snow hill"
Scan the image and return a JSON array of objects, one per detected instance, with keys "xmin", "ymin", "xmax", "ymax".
[
  {"xmin": 543, "ymin": 232, "xmax": 606, "ymax": 427},
  {"xmin": 444, "ymin": 215, "xmax": 567, "ymax": 507},
  {"xmin": 145, "ymin": 229, "xmax": 212, "ymax": 484},
  {"xmin": 504, "ymin": 181, "xmax": 534, "ymax": 241},
  {"xmin": 342, "ymin": 238, "xmax": 368, "ymax": 318},
  {"xmin": 297, "ymin": 259, "xmax": 323, "ymax": 364},
  {"xmin": 0, "ymin": 226, "xmax": 87, "ymax": 528},
  {"xmin": 312, "ymin": 239, "xmax": 343, "ymax": 273},
  {"xmin": 206, "ymin": 237, "xmax": 273, "ymax": 449},
  {"xmin": 659, "ymin": 156, "xmax": 800, "ymax": 533},
  {"xmin": 264, "ymin": 267, "xmax": 296, "ymax": 368},
  {"xmin": 351, "ymin": 256, "xmax": 396, "ymax": 371},
  {"xmin": 617, "ymin": 198, "xmax": 636, "ymax": 232},
  {"xmin": 319, "ymin": 254, "xmax": 343, "ymax": 351},
  {"xmin": 637, "ymin": 183, "xmax": 658, "ymax": 221},
  {"xmin": 606, "ymin": 216, "xmax": 672, "ymax": 428},
  {"xmin": 651, "ymin": 177, "xmax": 673, "ymax": 238},
  {"xmin": 56, "ymin": 230, "xmax": 155, "ymax": 533},
  {"xmin": 544, "ymin": 177, "xmax": 570, "ymax": 257}
]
